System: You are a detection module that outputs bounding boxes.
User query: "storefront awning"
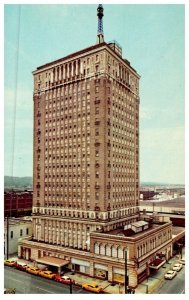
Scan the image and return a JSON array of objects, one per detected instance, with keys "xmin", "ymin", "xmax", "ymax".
[
  {"xmin": 149, "ymin": 258, "xmax": 166, "ymax": 270},
  {"xmin": 36, "ymin": 256, "xmax": 70, "ymax": 267}
]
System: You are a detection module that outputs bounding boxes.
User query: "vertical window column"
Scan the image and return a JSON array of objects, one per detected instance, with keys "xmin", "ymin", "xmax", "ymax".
[
  {"xmin": 71, "ymin": 62, "xmax": 74, "ymax": 77},
  {"xmin": 59, "ymin": 66, "xmax": 62, "ymax": 81},
  {"xmin": 67, "ymin": 64, "xmax": 69, "ymax": 79},
  {"xmin": 63, "ymin": 65, "xmax": 65, "ymax": 80},
  {"xmin": 75, "ymin": 60, "xmax": 78, "ymax": 76},
  {"xmin": 55, "ymin": 67, "xmax": 58, "ymax": 82}
]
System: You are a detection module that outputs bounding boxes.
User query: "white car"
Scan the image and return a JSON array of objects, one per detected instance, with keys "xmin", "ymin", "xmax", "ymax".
[
  {"xmin": 164, "ymin": 270, "xmax": 177, "ymax": 279},
  {"xmin": 172, "ymin": 263, "xmax": 183, "ymax": 271},
  {"xmin": 178, "ymin": 259, "xmax": 185, "ymax": 265}
]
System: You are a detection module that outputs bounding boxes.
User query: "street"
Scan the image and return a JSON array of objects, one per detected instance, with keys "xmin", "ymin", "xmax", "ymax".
[
  {"xmin": 4, "ymin": 258, "xmax": 185, "ymax": 294},
  {"xmin": 156, "ymin": 266, "xmax": 185, "ymax": 294},
  {"xmin": 4, "ymin": 266, "xmax": 91, "ymax": 294}
]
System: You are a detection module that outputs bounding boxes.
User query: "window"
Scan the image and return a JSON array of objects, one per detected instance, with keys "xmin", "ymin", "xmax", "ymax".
[
  {"xmin": 20, "ymin": 229, "xmax": 23, "ymax": 237},
  {"xmin": 10, "ymin": 231, "xmax": 13, "ymax": 239},
  {"xmin": 95, "ymin": 86, "xmax": 99, "ymax": 93},
  {"xmin": 100, "ymin": 244, "xmax": 105, "ymax": 255},
  {"xmin": 106, "ymin": 245, "xmax": 111, "ymax": 256},
  {"xmin": 95, "ymin": 128, "xmax": 99, "ymax": 136},
  {"xmin": 95, "ymin": 243, "xmax": 99, "ymax": 254},
  {"xmin": 26, "ymin": 228, "xmax": 29, "ymax": 235},
  {"xmin": 95, "ymin": 107, "xmax": 99, "ymax": 115}
]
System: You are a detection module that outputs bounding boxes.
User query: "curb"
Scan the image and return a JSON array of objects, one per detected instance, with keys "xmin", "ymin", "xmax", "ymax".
[{"xmin": 148, "ymin": 277, "xmax": 164, "ymax": 294}]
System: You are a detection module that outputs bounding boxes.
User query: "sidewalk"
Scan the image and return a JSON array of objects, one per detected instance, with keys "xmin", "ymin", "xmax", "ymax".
[
  {"xmin": 7, "ymin": 251, "xmax": 184, "ymax": 294},
  {"xmin": 136, "ymin": 249, "xmax": 185, "ymax": 294},
  {"xmin": 66, "ymin": 252, "xmax": 184, "ymax": 294}
]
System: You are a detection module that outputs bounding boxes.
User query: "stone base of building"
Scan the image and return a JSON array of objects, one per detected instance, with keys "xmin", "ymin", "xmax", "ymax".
[
  {"xmin": 18, "ymin": 230, "xmax": 172, "ymax": 289},
  {"xmin": 18, "ymin": 239, "xmax": 139, "ymax": 288},
  {"xmin": 18, "ymin": 220, "xmax": 176, "ymax": 288}
]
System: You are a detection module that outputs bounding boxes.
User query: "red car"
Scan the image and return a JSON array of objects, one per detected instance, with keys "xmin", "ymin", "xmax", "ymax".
[
  {"xmin": 55, "ymin": 275, "xmax": 75, "ymax": 285},
  {"xmin": 15, "ymin": 263, "xmax": 28, "ymax": 271}
]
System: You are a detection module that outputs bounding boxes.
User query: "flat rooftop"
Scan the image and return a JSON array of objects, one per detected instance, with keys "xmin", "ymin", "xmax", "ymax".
[
  {"xmin": 140, "ymin": 196, "xmax": 185, "ymax": 208},
  {"xmin": 103, "ymin": 222, "xmax": 167, "ymax": 238}
]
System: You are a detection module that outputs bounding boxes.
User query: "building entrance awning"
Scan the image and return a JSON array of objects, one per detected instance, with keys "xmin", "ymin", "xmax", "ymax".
[
  {"xmin": 36, "ymin": 256, "xmax": 70, "ymax": 267},
  {"xmin": 149, "ymin": 258, "xmax": 166, "ymax": 270}
]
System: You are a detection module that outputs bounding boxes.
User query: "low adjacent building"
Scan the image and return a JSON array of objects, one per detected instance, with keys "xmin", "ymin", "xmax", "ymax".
[
  {"xmin": 4, "ymin": 190, "xmax": 33, "ymax": 217},
  {"xmin": 19, "ymin": 218, "xmax": 172, "ymax": 288},
  {"xmin": 4, "ymin": 217, "xmax": 32, "ymax": 257}
]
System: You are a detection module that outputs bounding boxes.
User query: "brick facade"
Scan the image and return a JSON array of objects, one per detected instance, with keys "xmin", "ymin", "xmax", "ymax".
[{"xmin": 18, "ymin": 31, "xmax": 173, "ymax": 288}]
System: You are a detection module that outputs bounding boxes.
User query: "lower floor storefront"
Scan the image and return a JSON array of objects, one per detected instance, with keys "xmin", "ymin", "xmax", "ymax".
[
  {"xmin": 71, "ymin": 258, "xmax": 90, "ymax": 274},
  {"xmin": 18, "ymin": 239, "xmax": 173, "ymax": 288}
]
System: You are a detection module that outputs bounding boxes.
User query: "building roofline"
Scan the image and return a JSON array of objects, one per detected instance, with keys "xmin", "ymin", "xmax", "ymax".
[
  {"xmin": 33, "ymin": 42, "xmax": 140, "ymax": 78},
  {"xmin": 35, "ymin": 42, "xmax": 106, "ymax": 71}
]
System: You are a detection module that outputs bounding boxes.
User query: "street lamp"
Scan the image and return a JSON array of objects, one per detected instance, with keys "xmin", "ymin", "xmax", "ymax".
[{"xmin": 125, "ymin": 249, "xmax": 129, "ymax": 294}]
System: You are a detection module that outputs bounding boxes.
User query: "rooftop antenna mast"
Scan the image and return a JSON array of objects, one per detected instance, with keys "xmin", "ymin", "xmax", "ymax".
[{"xmin": 96, "ymin": 4, "xmax": 104, "ymax": 44}]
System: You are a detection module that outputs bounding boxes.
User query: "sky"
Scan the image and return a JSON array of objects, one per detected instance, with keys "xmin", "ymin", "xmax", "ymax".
[{"xmin": 4, "ymin": 2, "xmax": 185, "ymax": 184}]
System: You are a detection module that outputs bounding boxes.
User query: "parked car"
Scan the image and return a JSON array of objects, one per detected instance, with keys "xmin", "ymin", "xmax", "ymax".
[
  {"xmin": 55, "ymin": 275, "xmax": 75, "ymax": 285},
  {"xmin": 82, "ymin": 282, "xmax": 103, "ymax": 293},
  {"xmin": 178, "ymin": 259, "xmax": 185, "ymax": 265},
  {"xmin": 26, "ymin": 266, "xmax": 41, "ymax": 275},
  {"xmin": 4, "ymin": 260, "xmax": 17, "ymax": 267},
  {"xmin": 39, "ymin": 270, "xmax": 56, "ymax": 279},
  {"xmin": 164, "ymin": 270, "xmax": 177, "ymax": 280},
  {"xmin": 15, "ymin": 263, "xmax": 28, "ymax": 271},
  {"xmin": 172, "ymin": 263, "xmax": 183, "ymax": 272}
]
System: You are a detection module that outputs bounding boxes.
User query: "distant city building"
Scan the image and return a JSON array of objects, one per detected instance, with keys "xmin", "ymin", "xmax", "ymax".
[
  {"xmin": 4, "ymin": 217, "xmax": 32, "ymax": 257},
  {"xmin": 19, "ymin": 5, "xmax": 176, "ymax": 288},
  {"xmin": 140, "ymin": 190, "xmax": 158, "ymax": 200},
  {"xmin": 4, "ymin": 190, "xmax": 33, "ymax": 217},
  {"xmin": 140, "ymin": 196, "xmax": 185, "ymax": 227}
]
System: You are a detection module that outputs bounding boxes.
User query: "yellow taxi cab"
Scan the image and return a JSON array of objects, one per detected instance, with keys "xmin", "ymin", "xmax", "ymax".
[
  {"xmin": 39, "ymin": 270, "xmax": 56, "ymax": 279},
  {"xmin": 4, "ymin": 260, "xmax": 17, "ymax": 267},
  {"xmin": 26, "ymin": 266, "xmax": 41, "ymax": 275},
  {"xmin": 82, "ymin": 282, "xmax": 103, "ymax": 293}
]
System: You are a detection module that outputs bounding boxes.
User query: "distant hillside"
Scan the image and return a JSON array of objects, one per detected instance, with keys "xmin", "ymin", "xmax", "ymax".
[
  {"xmin": 4, "ymin": 176, "xmax": 184, "ymax": 189},
  {"xmin": 4, "ymin": 176, "xmax": 33, "ymax": 189}
]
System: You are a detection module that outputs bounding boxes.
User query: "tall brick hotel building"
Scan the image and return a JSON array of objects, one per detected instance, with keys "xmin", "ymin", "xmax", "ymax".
[{"xmin": 19, "ymin": 5, "xmax": 173, "ymax": 287}]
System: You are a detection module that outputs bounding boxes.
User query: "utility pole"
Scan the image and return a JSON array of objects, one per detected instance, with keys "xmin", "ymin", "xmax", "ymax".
[
  {"xmin": 146, "ymin": 276, "xmax": 149, "ymax": 294},
  {"xmin": 69, "ymin": 279, "xmax": 73, "ymax": 294},
  {"xmin": 6, "ymin": 216, "xmax": 9, "ymax": 260},
  {"xmin": 125, "ymin": 250, "xmax": 128, "ymax": 294},
  {"xmin": 6, "ymin": 188, "xmax": 13, "ymax": 260}
]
